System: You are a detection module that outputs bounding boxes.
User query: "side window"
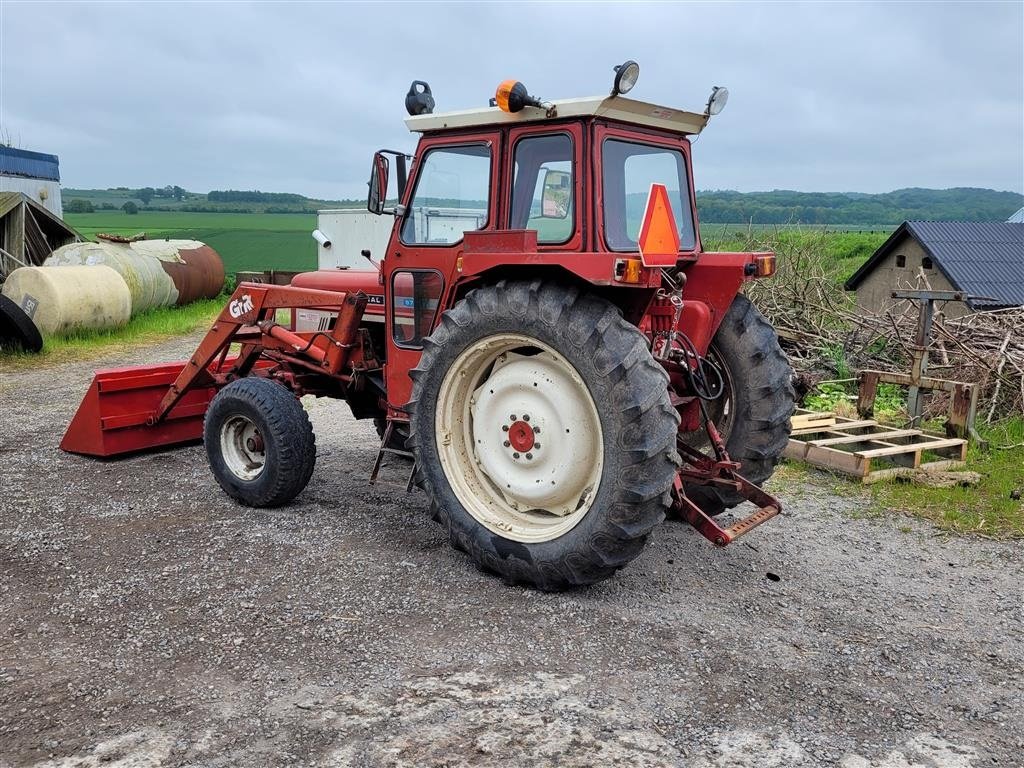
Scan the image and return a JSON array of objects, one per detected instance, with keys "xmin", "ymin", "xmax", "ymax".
[
  {"xmin": 401, "ymin": 145, "xmax": 490, "ymax": 246},
  {"xmin": 510, "ymin": 134, "xmax": 574, "ymax": 244},
  {"xmin": 602, "ymin": 139, "xmax": 696, "ymax": 252},
  {"xmin": 391, "ymin": 270, "xmax": 444, "ymax": 348}
]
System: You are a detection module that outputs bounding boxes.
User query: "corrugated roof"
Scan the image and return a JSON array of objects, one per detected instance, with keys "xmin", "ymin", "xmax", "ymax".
[
  {"xmin": 844, "ymin": 220, "xmax": 1024, "ymax": 309},
  {"xmin": 0, "ymin": 146, "xmax": 60, "ymax": 182}
]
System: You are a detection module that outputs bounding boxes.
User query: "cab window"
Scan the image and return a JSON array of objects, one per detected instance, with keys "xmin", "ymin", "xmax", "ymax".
[
  {"xmin": 602, "ymin": 139, "xmax": 696, "ymax": 252},
  {"xmin": 509, "ymin": 134, "xmax": 574, "ymax": 244},
  {"xmin": 401, "ymin": 144, "xmax": 490, "ymax": 246}
]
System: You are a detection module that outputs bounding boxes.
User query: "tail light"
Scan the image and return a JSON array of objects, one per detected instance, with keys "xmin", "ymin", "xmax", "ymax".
[{"xmin": 752, "ymin": 253, "xmax": 776, "ymax": 278}]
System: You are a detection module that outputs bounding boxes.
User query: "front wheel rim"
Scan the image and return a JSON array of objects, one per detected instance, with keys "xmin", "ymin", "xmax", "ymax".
[
  {"xmin": 220, "ymin": 414, "xmax": 266, "ymax": 481},
  {"xmin": 435, "ymin": 333, "xmax": 604, "ymax": 544}
]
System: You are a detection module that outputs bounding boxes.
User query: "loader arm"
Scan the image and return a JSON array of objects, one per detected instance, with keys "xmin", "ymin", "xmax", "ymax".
[{"xmin": 61, "ymin": 283, "xmax": 368, "ymax": 458}]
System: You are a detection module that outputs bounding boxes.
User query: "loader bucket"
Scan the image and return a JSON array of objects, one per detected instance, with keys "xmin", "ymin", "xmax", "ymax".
[{"xmin": 60, "ymin": 361, "xmax": 224, "ymax": 458}]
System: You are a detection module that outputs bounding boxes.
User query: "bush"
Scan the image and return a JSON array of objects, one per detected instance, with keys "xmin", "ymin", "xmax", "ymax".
[
  {"xmin": 122, "ymin": 201, "xmax": 139, "ymax": 215},
  {"xmin": 65, "ymin": 198, "xmax": 94, "ymax": 214}
]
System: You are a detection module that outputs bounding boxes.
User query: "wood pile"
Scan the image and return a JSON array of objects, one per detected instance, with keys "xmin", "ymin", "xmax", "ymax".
[{"xmin": 741, "ymin": 231, "xmax": 1024, "ymax": 422}]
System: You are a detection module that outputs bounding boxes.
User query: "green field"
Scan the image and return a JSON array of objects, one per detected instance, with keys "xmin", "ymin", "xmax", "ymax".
[
  {"xmin": 63, "ymin": 210, "xmax": 893, "ymax": 283},
  {"xmin": 64, "ymin": 211, "xmax": 318, "ymax": 275}
]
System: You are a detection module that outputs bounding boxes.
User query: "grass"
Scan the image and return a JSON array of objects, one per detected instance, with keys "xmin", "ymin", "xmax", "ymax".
[
  {"xmin": 867, "ymin": 419, "xmax": 1024, "ymax": 538},
  {"xmin": 703, "ymin": 228, "xmax": 890, "ymax": 282},
  {"xmin": 0, "ymin": 298, "xmax": 224, "ymax": 371},
  {"xmin": 63, "ymin": 211, "xmax": 318, "ymax": 275}
]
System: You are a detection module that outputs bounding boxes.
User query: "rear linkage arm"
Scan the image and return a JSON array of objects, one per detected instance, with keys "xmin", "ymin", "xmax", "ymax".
[{"xmin": 653, "ymin": 280, "xmax": 782, "ymax": 546}]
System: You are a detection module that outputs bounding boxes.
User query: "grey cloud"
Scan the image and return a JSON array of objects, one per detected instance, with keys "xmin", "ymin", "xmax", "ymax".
[{"xmin": 2, "ymin": 1, "xmax": 1020, "ymax": 198}]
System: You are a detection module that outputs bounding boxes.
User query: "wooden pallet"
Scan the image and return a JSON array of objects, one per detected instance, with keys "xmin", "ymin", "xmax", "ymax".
[{"xmin": 785, "ymin": 409, "xmax": 967, "ymax": 482}]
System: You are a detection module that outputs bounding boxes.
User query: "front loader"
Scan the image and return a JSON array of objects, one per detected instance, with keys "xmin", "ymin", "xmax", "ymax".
[{"xmin": 62, "ymin": 64, "xmax": 795, "ymax": 590}]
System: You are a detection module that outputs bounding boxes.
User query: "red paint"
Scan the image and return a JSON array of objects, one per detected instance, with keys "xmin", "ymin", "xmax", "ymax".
[{"xmin": 507, "ymin": 420, "xmax": 535, "ymax": 452}]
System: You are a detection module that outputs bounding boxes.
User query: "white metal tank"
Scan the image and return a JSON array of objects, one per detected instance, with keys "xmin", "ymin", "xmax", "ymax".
[{"xmin": 1, "ymin": 265, "xmax": 131, "ymax": 336}]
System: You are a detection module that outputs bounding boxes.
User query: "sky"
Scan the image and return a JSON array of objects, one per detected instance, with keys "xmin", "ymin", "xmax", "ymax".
[{"xmin": 1, "ymin": 1, "xmax": 1022, "ymax": 199}]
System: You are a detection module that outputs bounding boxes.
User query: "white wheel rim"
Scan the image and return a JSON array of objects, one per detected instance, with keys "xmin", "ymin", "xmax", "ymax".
[
  {"xmin": 220, "ymin": 415, "xmax": 266, "ymax": 481},
  {"xmin": 435, "ymin": 333, "xmax": 604, "ymax": 543}
]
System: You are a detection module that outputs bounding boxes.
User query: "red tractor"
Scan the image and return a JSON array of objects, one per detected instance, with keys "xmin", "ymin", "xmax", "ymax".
[{"xmin": 63, "ymin": 64, "xmax": 794, "ymax": 590}]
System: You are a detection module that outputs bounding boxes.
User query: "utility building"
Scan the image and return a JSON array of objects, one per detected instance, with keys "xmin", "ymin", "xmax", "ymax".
[
  {"xmin": 844, "ymin": 220, "xmax": 1024, "ymax": 318},
  {"xmin": 0, "ymin": 146, "xmax": 62, "ymax": 218}
]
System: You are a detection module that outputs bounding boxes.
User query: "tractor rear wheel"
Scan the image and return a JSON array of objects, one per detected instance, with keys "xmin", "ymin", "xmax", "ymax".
[
  {"xmin": 204, "ymin": 377, "xmax": 316, "ymax": 508},
  {"xmin": 682, "ymin": 294, "xmax": 794, "ymax": 515},
  {"xmin": 409, "ymin": 281, "xmax": 680, "ymax": 590}
]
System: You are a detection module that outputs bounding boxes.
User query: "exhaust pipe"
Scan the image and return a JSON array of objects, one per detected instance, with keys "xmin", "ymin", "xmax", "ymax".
[{"xmin": 312, "ymin": 229, "xmax": 331, "ymax": 249}]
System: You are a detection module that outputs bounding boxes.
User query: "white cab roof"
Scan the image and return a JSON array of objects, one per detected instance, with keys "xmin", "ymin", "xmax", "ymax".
[{"xmin": 405, "ymin": 96, "xmax": 710, "ymax": 135}]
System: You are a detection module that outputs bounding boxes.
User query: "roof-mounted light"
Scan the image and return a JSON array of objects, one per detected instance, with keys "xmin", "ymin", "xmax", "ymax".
[
  {"xmin": 705, "ymin": 86, "xmax": 729, "ymax": 116},
  {"xmin": 405, "ymin": 80, "xmax": 435, "ymax": 116},
  {"xmin": 492, "ymin": 79, "xmax": 545, "ymax": 113},
  {"xmin": 611, "ymin": 60, "xmax": 640, "ymax": 97}
]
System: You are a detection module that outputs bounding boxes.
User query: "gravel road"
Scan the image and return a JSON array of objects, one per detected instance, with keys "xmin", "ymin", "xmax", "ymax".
[{"xmin": 1, "ymin": 332, "xmax": 1021, "ymax": 767}]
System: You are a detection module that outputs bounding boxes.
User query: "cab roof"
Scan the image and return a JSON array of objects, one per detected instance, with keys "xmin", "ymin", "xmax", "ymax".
[{"xmin": 405, "ymin": 95, "xmax": 710, "ymax": 136}]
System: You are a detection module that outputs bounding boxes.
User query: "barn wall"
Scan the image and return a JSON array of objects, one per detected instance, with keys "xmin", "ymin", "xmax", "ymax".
[
  {"xmin": 853, "ymin": 235, "xmax": 968, "ymax": 318},
  {"xmin": 0, "ymin": 175, "xmax": 63, "ymax": 218}
]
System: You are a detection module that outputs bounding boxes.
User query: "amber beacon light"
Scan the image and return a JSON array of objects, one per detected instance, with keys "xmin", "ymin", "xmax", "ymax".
[{"xmin": 494, "ymin": 80, "xmax": 542, "ymax": 113}]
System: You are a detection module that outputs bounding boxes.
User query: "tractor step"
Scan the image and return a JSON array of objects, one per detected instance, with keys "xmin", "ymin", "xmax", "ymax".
[{"xmin": 369, "ymin": 421, "xmax": 417, "ymax": 492}]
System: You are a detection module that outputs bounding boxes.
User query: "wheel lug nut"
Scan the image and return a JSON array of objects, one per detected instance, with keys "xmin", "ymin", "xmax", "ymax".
[
  {"xmin": 523, "ymin": 414, "xmax": 530, "ymax": 422},
  {"xmin": 503, "ymin": 440, "xmax": 511, "ymax": 447},
  {"xmin": 534, "ymin": 443, "xmax": 541, "ymax": 449},
  {"xmin": 525, "ymin": 452, "xmax": 533, "ymax": 460},
  {"xmin": 502, "ymin": 425, "xmax": 509, "ymax": 432},
  {"xmin": 533, "ymin": 426, "xmax": 540, "ymax": 434},
  {"xmin": 513, "ymin": 452, "xmax": 520, "ymax": 459},
  {"xmin": 510, "ymin": 414, "xmax": 517, "ymax": 421}
]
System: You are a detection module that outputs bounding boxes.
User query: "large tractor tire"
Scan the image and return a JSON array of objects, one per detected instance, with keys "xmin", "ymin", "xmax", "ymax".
[
  {"xmin": 204, "ymin": 378, "xmax": 316, "ymax": 508},
  {"xmin": 408, "ymin": 281, "xmax": 680, "ymax": 591},
  {"xmin": 683, "ymin": 294, "xmax": 794, "ymax": 515}
]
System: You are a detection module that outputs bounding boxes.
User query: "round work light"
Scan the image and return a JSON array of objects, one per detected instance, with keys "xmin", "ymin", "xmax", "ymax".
[
  {"xmin": 612, "ymin": 60, "xmax": 640, "ymax": 96},
  {"xmin": 706, "ymin": 86, "xmax": 729, "ymax": 116}
]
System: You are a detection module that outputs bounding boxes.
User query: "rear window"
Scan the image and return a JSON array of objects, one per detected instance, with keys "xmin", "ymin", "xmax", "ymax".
[{"xmin": 602, "ymin": 139, "xmax": 696, "ymax": 252}]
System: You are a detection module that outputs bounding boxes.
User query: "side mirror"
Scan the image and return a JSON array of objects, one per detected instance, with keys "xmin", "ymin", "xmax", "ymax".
[
  {"xmin": 367, "ymin": 152, "xmax": 389, "ymax": 215},
  {"xmin": 540, "ymin": 169, "xmax": 571, "ymax": 219}
]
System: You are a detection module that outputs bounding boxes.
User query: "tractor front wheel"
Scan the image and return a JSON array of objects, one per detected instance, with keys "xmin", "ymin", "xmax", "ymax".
[
  {"xmin": 204, "ymin": 377, "xmax": 316, "ymax": 507},
  {"xmin": 409, "ymin": 281, "xmax": 680, "ymax": 590}
]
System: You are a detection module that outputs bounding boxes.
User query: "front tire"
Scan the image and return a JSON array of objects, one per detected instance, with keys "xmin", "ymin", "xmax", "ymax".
[
  {"xmin": 204, "ymin": 378, "xmax": 316, "ymax": 507},
  {"xmin": 409, "ymin": 281, "xmax": 680, "ymax": 590},
  {"xmin": 683, "ymin": 294, "xmax": 795, "ymax": 515}
]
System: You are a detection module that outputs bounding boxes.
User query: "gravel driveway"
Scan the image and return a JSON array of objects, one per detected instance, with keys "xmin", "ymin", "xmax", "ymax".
[{"xmin": 1, "ymin": 332, "xmax": 1021, "ymax": 767}]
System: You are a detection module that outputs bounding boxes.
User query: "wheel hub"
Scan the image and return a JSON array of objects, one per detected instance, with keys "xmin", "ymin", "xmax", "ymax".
[
  {"xmin": 220, "ymin": 415, "xmax": 266, "ymax": 481},
  {"xmin": 505, "ymin": 418, "xmax": 536, "ymax": 454}
]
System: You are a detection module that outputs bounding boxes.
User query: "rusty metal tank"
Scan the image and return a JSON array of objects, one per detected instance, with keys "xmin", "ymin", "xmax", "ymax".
[{"xmin": 44, "ymin": 238, "xmax": 225, "ymax": 314}]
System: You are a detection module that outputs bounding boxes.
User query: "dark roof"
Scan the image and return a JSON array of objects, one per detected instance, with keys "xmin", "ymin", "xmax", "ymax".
[
  {"xmin": 0, "ymin": 146, "xmax": 60, "ymax": 182},
  {"xmin": 844, "ymin": 220, "xmax": 1024, "ymax": 309}
]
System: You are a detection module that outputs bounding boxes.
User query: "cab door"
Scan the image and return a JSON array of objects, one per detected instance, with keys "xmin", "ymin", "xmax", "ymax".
[{"xmin": 383, "ymin": 132, "xmax": 501, "ymax": 412}]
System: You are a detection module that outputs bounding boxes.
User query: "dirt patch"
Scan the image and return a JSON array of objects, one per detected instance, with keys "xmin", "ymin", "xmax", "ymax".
[{"xmin": 1, "ymin": 334, "xmax": 1022, "ymax": 766}]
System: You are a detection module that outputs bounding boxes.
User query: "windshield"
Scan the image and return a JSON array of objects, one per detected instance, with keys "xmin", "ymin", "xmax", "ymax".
[
  {"xmin": 602, "ymin": 139, "xmax": 696, "ymax": 252},
  {"xmin": 401, "ymin": 144, "xmax": 490, "ymax": 246}
]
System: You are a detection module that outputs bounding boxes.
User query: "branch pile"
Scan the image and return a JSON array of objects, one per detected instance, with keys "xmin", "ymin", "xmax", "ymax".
[{"xmin": 736, "ymin": 229, "xmax": 1024, "ymax": 421}]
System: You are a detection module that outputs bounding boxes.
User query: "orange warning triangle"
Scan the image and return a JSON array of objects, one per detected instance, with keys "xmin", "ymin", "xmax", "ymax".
[{"xmin": 637, "ymin": 183, "xmax": 680, "ymax": 267}]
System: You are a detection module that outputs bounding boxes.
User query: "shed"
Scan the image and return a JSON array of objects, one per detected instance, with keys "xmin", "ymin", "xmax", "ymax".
[
  {"xmin": 0, "ymin": 146, "xmax": 63, "ymax": 218},
  {"xmin": 0, "ymin": 192, "xmax": 81, "ymax": 282},
  {"xmin": 844, "ymin": 221, "xmax": 1024, "ymax": 318}
]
